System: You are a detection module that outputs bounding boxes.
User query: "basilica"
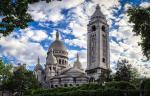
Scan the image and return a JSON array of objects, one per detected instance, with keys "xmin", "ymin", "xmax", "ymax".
[{"xmin": 34, "ymin": 4, "xmax": 110, "ymax": 88}]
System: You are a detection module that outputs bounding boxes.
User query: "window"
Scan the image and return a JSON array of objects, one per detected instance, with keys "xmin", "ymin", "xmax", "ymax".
[
  {"xmin": 59, "ymin": 78, "xmax": 61, "ymax": 83},
  {"xmin": 59, "ymin": 59, "xmax": 61, "ymax": 64},
  {"xmin": 55, "ymin": 85, "xmax": 58, "ymax": 87},
  {"xmin": 102, "ymin": 25, "xmax": 105, "ymax": 32},
  {"xmin": 91, "ymin": 25, "xmax": 96, "ymax": 31},
  {"xmin": 62, "ymin": 60, "xmax": 64, "ymax": 64},
  {"xmin": 64, "ymin": 84, "xmax": 67, "ymax": 87},
  {"xmin": 73, "ymin": 77, "xmax": 76, "ymax": 83},
  {"xmin": 53, "ymin": 67, "xmax": 56, "ymax": 70},
  {"xmin": 102, "ymin": 58, "xmax": 105, "ymax": 63}
]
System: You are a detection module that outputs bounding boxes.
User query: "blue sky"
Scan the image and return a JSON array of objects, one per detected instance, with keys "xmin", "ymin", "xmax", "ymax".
[{"xmin": 0, "ymin": 0, "xmax": 150, "ymax": 77}]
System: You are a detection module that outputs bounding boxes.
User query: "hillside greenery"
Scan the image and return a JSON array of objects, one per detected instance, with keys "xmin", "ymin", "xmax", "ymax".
[{"xmin": 24, "ymin": 81, "xmax": 150, "ymax": 96}]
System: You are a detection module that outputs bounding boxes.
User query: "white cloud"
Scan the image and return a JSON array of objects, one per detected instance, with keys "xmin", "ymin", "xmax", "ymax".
[
  {"xmin": 0, "ymin": 36, "xmax": 46, "ymax": 67},
  {"xmin": 140, "ymin": 2, "xmax": 150, "ymax": 8},
  {"xmin": 1, "ymin": 0, "xmax": 150, "ymax": 77},
  {"xmin": 64, "ymin": 38, "xmax": 87, "ymax": 49},
  {"xmin": 27, "ymin": 0, "xmax": 84, "ymax": 23},
  {"xmin": 24, "ymin": 28, "xmax": 48, "ymax": 42},
  {"xmin": 124, "ymin": 3, "xmax": 132, "ymax": 11},
  {"xmin": 0, "ymin": 27, "xmax": 48, "ymax": 69}
]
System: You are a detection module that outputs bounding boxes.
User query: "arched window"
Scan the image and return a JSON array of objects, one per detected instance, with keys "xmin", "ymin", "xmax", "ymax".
[
  {"xmin": 89, "ymin": 77, "xmax": 95, "ymax": 82},
  {"xmin": 64, "ymin": 84, "xmax": 67, "ymax": 87},
  {"xmin": 91, "ymin": 25, "xmax": 96, "ymax": 31},
  {"xmin": 62, "ymin": 60, "xmax": 64, "ymax": 64},
  {"xmin": 70, "ymin": 84, "xmax": 73, "ymax": 86},
  {"xmin": 73, "ymin": 77, "xmax": 76, "ymax": 83},
  {"xmin": 102, "ymin": 25, "xmax": 106, "ymax": 32},
  {"xmin": 59, "ymin": 78, "xmax": 61, "ymax": 83},
  {"xmin": 102, "ymin": 58, "xmax": 106, "ymax": 63},
  {"xmin": 55, "ymin": 85, "xmax": 58, "ymax": 88},
  {"xmin": 59, "ymin": 59, "xmax": 61, "ymax": 64}
]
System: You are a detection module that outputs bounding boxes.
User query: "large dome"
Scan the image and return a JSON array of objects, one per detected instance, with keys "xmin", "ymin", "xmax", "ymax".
[
  {"xmin": 48, "ymin": 32, "xmax": 67, "ymax": 52},
  {"xmin": 50, "ymin": 40, "xmax": 67, "ymax": 51}
]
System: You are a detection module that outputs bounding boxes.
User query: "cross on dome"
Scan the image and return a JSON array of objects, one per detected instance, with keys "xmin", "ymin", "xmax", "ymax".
[{"xmin": 56, "ymin": 31, "xmax": 59, "ymax": 40}]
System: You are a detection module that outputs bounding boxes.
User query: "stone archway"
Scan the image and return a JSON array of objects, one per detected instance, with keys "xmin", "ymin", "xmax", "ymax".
[{"xmin": 89, "ymin": 77, "xmax": 95, "ymax": 83}]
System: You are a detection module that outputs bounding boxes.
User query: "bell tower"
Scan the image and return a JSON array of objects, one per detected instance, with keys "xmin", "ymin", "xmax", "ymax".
[{"xmin": 86, "ymin": 5, "xmax": 110, "ymax": 81}]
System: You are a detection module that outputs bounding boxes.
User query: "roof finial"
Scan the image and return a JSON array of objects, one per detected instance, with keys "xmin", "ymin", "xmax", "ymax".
[
  {"xmin": 96, "ymin": 4, "xmax": 100, "ymax": 9},
  {"xmin": 50, "ymin": 48, "xmax": 54, "ymax": 56},
  {"xmin": 77, "ymin": 53, "xmax": 79, "ymax": 61},
  {"xmin": 37, "ymin": 56, "xmax": 40, "ymax": 65},
  {"xmin": 56, "ymin": 31, "xmax": 59, "ymax": 40}
]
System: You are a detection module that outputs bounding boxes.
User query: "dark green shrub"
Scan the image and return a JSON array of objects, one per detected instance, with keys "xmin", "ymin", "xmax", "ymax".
[
  {"xmin": 143, "ymin": 79, "xmax": 150, "ymax": 96},
  {"xmin": 25, "ymin": 82, "xmax": 140, "ymax": 96},
  {"xmin": 105, "ymin": 81, "xmax": 136, "ymax": 90}
]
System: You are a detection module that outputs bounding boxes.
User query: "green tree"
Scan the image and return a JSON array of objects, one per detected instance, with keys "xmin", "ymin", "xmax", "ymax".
[
  {"xmin": 127, "ymin": 6, "xmax": 150, "ymax": 60},
  {"xmin": 0, "ymin": 60, "xmax": 13, "ymax": 85},
  {"xmin": 0, "ymin": 0, "xmax": 32, "ymax": 36},
  {"xmin": 3, "ymin": 65, "xmax": 40, "ymax": 95},
  {"xmin": 114, "ymin": 59, "xmax": 139, "ymax": 81}
]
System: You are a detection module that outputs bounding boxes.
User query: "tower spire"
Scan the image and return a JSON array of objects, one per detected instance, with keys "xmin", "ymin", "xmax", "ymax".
[
  {"xmin": 37, "ymin": 56, "xmax": 40, "ymax": 65},
  {"xmin": 96, "ymin": 4, "xmax": 100, "ymax": 10},
  {"xmin": 56, "ymin": 31, "xmax": 59, "ymax": 40},
  {"xmin": 73, "ymin": 53, "xmax": 83, "ymax": 70},
  {"xmin": 91, "ymin": 4, "xmax": 105, "ymax": 19},
  {"xmin": 77, "ymin": 53, "xmax": 79, "ymax": 61}
]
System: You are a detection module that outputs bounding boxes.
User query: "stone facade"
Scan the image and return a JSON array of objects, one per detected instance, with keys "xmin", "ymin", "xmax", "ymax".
[
  {"xmin": 34, "ymin": 32, "xmax": 88, "ymax": 88},
  {"xmin": 86, "ymin": 4, "xmax": 110, "ymax": 81},
  {"xmin": 34, "ymin": 4, "xmax": 110, "ymax": 88}
]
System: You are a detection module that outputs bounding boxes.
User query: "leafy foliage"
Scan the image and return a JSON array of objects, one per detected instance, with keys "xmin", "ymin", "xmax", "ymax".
[
  {"xmin": 114, "ymin": 59, "xmax": 139, "ymax": 81},
  {"xmin": 2, "ymin": 65, "xmax": 40, "ymax": 95},
  {"xmin": 25, "ymin": 82, "xmax": 139, "ymax": 96},
  {"xmin": 127, "ymin": 6, "xmax": 150, "ymax": 60},
  {"xmin": 105, "ymin": 81, "xmax": 136, "ymax": 90},
  {"xmin": 28, "ymin": 0, "xmax": 62, "ymax": 4},
  {"xmin": 0, "ymin": 60, "xmax": 13, "ymax": 84},
  {"xmin": 143, "ymin": 79, "xmax": 150, "ymax": 96},
  {"xmin": 0, "ymin": 0, "xmax": 32, "ymax": 36}
]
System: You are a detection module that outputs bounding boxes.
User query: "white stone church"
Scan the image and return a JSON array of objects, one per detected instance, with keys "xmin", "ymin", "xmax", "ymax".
[{"xmin": 34, "ymin": 5, "xmax": 110, "ymax": 88}]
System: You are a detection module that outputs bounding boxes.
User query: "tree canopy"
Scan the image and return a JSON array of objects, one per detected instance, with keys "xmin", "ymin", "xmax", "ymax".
[
  {"xmin": 0, "ymin": 60, "xmax": 12, "ymax": 85},
  {"xmin": 0, "ymin": 0, "xmax": 32, "ymax": 36},
  {"xmin": 114, "ymin": 59, "xmax": 139, "ymax": 81},
  {"xmin": 2, "ymin": 64, "xmax": 40, "ymax": 95},
  {"xmin": 127, "ymin": 6, "xmax": 150, "ymax": 60}
]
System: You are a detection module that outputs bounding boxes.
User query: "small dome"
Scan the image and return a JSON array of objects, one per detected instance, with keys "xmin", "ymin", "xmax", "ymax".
[
  {"xmin": 73, "ymin": 53, "xmax": 83, "ymax": 70},
  {"xmin": 46, "ymin": 49, "xmax": 57, "ymax": 65},
  {"xmin": 60, "ymin": 67, "xmax": 85, "ymax": 77},
  {"xmin": 48, "ymin": 32, "xmax": 67, "ymax": 52},
  {"xmin": 34, "ymin": 57, "xmax": 43, "ymax": 71},
  {"xmin": 35, "ymin": 64, "xmax": 43, "ymax": 71}
]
